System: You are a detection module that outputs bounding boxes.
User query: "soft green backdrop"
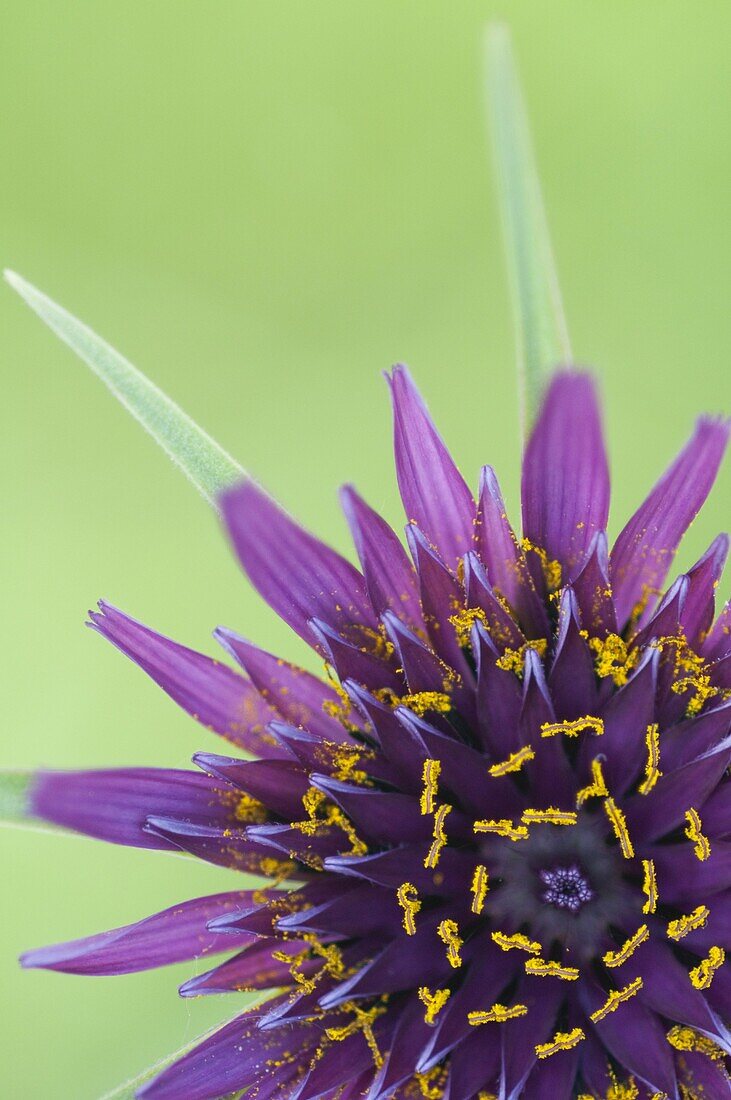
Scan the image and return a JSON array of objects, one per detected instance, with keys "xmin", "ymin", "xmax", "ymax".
[{"xmin": 1, "ymin": 2, "xmax": 729, "ymax": 1096}]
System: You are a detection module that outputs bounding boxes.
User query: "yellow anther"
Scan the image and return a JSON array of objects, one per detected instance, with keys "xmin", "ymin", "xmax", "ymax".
[
  {"xmin": 603, "ymin": 925, "xmax": 649, "ymax": 968},
  {"xmin": 468, "ymin": 1003, "xmax": 528, "ymax": 1025},
  {"xmin": 488, "ymin": 745, "xmax": 535, "ymax": 777},
  {"xmin": 401, "ymin": 691, "xmax": 452, "ymax": 717},
  {"xmin": 638, "ymin": 723, "xmax": 661, "ymax": 795},
  {"xmin": 396, "ymin": 882, "xmax": 421, "ymax": 936},
  {"xmin": 325, "ymin": 1001, "xmax": 385, "ymax": 1068},
  {"xmin": 589, "ymin": 977, "xmax": 643, "ymax": 1022},
  {"xmin": 437, "ymin": 919, "xmax": 463, "ymax": 969},
  {"xmin": 449, "ymin": 606, "xmax": 488, "ymax": 647},
  {"xmin": 420, "ymin": 758, "xmax": 441, "ymax": 816},
  {"xmin": 520, "ymin": 538, "xmax": 562, "ymax": 591},
  {"xmin": 293, "ymin": 787, "xmax": 367, "ymax": 855},
  {"xmin": 684, "ymin": 808, "xmax": 711, "ymax": 861},
  {"xmin": 470, "ymin": 864, "xmax": 489, "ymax": 914},
  {"xmin": 535, "ymin": 1027, "xmax": 585, "ymax": 1058},
  {"xmin": 690, "ymin": 946, "xmax": 725, "ymax": 990},
  {"xmin": 666, "ymin": 904, "xmax": 709, "ymax": 941},
  {"xmin": 641, "ymin": 859, "xmax": 657, "ymax": 914},
  {"xmin": 413, "ymin": 1066, "xmax": 448, "ymax": 1099},
  {"xmin": 473, "ymin": 818, "xmax": 529, "ymax": 841},
  {"xmin": 424, "ymin": 803, "xmax": 452, "ymax": 869},
  {"xmin": 540, "ymin": 716, "xmax": 604, "ymax": 739},
  {"xmin": 524, "ymin": 958, "xmax": 579, "ymax": 981},
  {"xmin": 588, "ymin": 633, "xmax": 639, "ymax": 686},
  {"xmin": 491, "ymin": 930, "xmax": 542, "ymax": 955},
  {"xmin": 603, "ymin": 797, "xmax": 635, "ymax": 859},
  {"xmin": 521, "ymin": 808, "xmax": 578, "ymax": 827},
  {"xmin": 666, "ymin": 1025, "xmax": 727, "ymax": 1062},
  {"xmin": 418, "ymin": 986, "xmax": 451, "ymax": 1024},
  {"xmin": 576, "ymin": 758, "xmax": 609, "ymax": 806},
  {"xmin": 495, "ymin": 638, "xmax": 548, "ymax": 675},
  {"xmin": 606, "ymin": 1073, "xmax": 641, "ymax": 1100}
]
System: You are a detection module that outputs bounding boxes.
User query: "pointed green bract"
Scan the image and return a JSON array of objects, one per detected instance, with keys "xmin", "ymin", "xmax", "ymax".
[
  {"xmin": 5, "ymin": 271, "xmax": 246, "ymax": 505},
  {"xmin": 485, "ymin": 24, "xmax": 572, "ymax": 430}
]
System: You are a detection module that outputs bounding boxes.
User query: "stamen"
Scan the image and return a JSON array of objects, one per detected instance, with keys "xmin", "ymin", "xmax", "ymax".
[
  {"xmin": 325, "ymin": 1001, "xmax": 385, "ymax": 1068},
  {"xmin": 293, "ymin": 787, "xmax": 367, "ymax": 856},
  {"xmin": 689, "ymin": 946, "xmax": 725, "ymax": 990},
  {"xmin": 521, "ymin": 808, "xmax": 577, "ymax": 827},
  {"xmin": 424, "ymin": 803, "xmax": 452, "ymax": 869},
  {"xmin": 488, "ymin": 745, "xmax": 535, "ymax": 777},
  {"xmin": 474, "ymin": 818, "xmax": 529, "ymax": 841},
  {"xmin": 588, "ymin": 633, "xmax": 639, "ymax": 686},
  {"xmin": 396, "ymin": 882, "xmax": 421, "ymax": 936},
  {"xmin": 641, "ymin": 859, "xmax": 657, "ymax": 914},
  {"xmin": 524, "ymin": 958, "xmax": 579, "ymax": 981},
  {"xmin": 495, "ymin": 638, "xmax": 548, "ymax": 675},
  {"xmin": 418, "ymin": 986, "xmax": 451, "ymax": 1024},
  {"xmin": 449, "ymin": 606, "xmax": 488, "ymax": 647},
  {"xmin": 589, "ymin": 977, "xmax": 643, "ymax": 1022},
  {"xmin": 468, "ymin": 1003, "xmax": 528, "ymax": 1025},
  {"xmin": 666, "ymin": 1025, "xmax": 727, "ymax": 1063},
  {"xmin": 520, "ymin": 538, "xmax": 562, "ymax": 591},
  {"xmin": 400, "ymin": 691, "xmax": 452, "ymax": 717},
  {"xmin": 603, "ymin": 797, "xmax": 634, "ymax": 858},
  {"xmin": 540, "ymin": 716, "xmax": 604, "ymax": 739},
  {"xmin": 437, "ymin": 919, "xmax": 463, "ymax": 968},
  {"xmin": 535, "ymin": 1027, "xmax": 585, "ymax": 1058},
  {"xmin": 666, "ymin": 904, "xmax": 709, "ymax": 941},
  {"xmin": 684, "ymin": 807, "xmax": 711, "ymax": 861},
  {"xmin": 602, "ymin": 925, "xmax": 649, "ymax": 968},
  {"xmin": 491, "ymin": 930, "xmax": 542, "ymax": 955},
  {"xmin": 576, "ymin": 758, "xmax": 609, "ymax": 806},
  {"xmin": 637, "ymin": 723, "xmax": 661, "ymax": 795},
  {"xmin": 420, "ymin": 759, "xmax": 441, "ymax": 816},
  {"xmin": 470, "ymin": 864, "xmax": 489, "ymax": 914},
  {"xmin": 413, "ymin": 1066, "xmax": 448, "ymax": 1099}
]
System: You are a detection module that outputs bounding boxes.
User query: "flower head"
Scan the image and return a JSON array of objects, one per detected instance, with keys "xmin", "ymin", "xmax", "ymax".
[{"xmin": 21, "ymin": 366, "xmax": 731, "ymax": 1099}]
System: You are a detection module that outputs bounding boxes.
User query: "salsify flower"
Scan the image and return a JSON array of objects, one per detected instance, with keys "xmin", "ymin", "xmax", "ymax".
[{"xmin": 19, "ymin": 364, "xmax": 731, "ymax": 1099}]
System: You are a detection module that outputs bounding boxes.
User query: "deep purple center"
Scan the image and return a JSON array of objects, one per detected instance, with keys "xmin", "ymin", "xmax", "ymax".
[{"xmin": 539, "ymin": 864, "xmax": 593, "ymax": 912}]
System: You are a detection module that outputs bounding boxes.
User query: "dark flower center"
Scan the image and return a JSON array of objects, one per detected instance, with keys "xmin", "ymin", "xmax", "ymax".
[{"xmin": 540, "ymin": 863, "xmax": 593, "ymax": 912}]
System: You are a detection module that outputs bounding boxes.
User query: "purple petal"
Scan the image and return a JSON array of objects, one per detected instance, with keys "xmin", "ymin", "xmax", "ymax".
[
  {"xmin": 178, "ymin": 938, "xmax": 311, "ymax": 997},
  {"xmin": 572, "ymin": 531, "xmax": 618, "ymax": 638},
  {"xmin": 339, "ymin": 485, "xmax": 424, "ymax": 632},
  {"xmin": 143, "ymin": 816, "xmax": 288, "ymax": 874},
  {"xmin": 472, "ymin": 621, "xmax": 522, "ymax": 756},
  {"xmin": 521, "ymin": 371, "xmax": 610, "ymax": 581},
  {"xmin": 463, "ymin": 552, "xmax": 526, "ymax": 651},
  {"xmin": 548, "ymin": 587, "xmax": 599, "ymax": 719},
  {"xmin": 651, "ymin": 839, "xmax": 731, "ymax": 905},
  {"xmin": 677, "ymin": 1050, "xmax": 731, "ymax": 1100},
  {"xmin": 89, "ymin": 602, "xmax": 277, "ymax": 755},
  {"xmin": 220, "ymin": 478, "xmax": 377, "ymax": 647},
  {"xmin": 21, "ymin": 892, "xmax": 253, "ymax": 976},
  {"xmin": 681, "ymin": 534, "xmax": 730, "ymax": 646},
  {"xmin": 382, "ymin": 611, "xmax": 452, "ymax": 697},
  {"xmin": 30, "ymin": 768, "xmax": 233, "ymax": 850},
  {"xmin": 309, "ymin": 618, "xmax": 401, "ymax": 694},
  {"xmin": 193, "ymin": 753, "xmax": 309, "ymax": 820},
  {"xmin": 343, "ymin": 682, "xmax": 423, "ymax": 790},
  {"xmin": 387, "ymin": 364, "xmax": 475, "ymax": 572},
  {"xmin": 499, "ymin": 977, "xmax": 565, "ymax": 1099},
  {"xmin": 610, "ymin": 417, "xmax": 730, "ymax": 627},
  {"xmin": 704, "ymin": 599, "xmax": 731, "ymax": 660},
  {"xmin": 660, "ymin": 701, "xmax": 731, "ymax": 772},
  {"xmin": 367, "ymin": 996, "xmax": 434, "ymax": 1100},
  {"xmin": 406, "ymin": 524, "xmax": 473, "ymax": 680},
  {"xmin": 310, "ymin": 774, "xmax": 435, "ymax": 846},
  {"xmin": 214, "ymin": 628, "xmax": 349, "ymax": 742}
]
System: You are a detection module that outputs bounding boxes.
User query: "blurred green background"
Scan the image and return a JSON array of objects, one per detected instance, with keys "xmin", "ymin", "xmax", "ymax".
[{"xmin": 1, "ymin": 1, "xmax": 729, "ymax": 1095}]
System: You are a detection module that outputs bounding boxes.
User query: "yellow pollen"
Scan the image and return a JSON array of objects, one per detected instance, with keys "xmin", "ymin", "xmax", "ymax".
[
  {"xmin": 424, "ymin": 803, "xmax": 452, "ymax": 869},
  {"xmin": 641, "ymin": 859, "xmax": 658, "ymax": 914},
  {"xmin": 468, "ymin": 1003, "xmax": 528, "ymax": 1025},
  {"xmin": 418, "ymin": 986, "xmax": 451, "ymax": 1024},
  {"xmin": 606, "ymin": 1073, "xmax": 641, "ymax": 1100},
  {"xmin": 588, "ymin": 633, "xmax": 639, "ymax": 686},
  {"xmin": 488, "ymin": 745, "xmax": 535, "ymax": 777},
  {"xmin": 638, "ymin": 724, "xmax": 662, "ymax": 795},
  {"xmin": 666, "ymin": 1025, "xmax": 727, "ymax": 1063},
  {"xmin": 233, "ymin": 792, "xmax": 268, "ymax": 823},
  {"xmin": 396, "ymin": 882, "xmax": 421, "ymax": 936},
  {"xmin": 470, "ymin": 864, "xmax": 489, "ymax": 914},
  {"xmin": 603, "ymin": 797, "xmax": 635, "ymax": 858},
  {"xmin": 524, "ymin": 957, "xmax": 579, "ymax": 981},
  {"xmin": 420, "ymin": 758, "xmax": 441, "ymax": 816},
  {"xmin": 474, "ymin": 818, "xmax": 529, "ymax": 841},
  {"xmin": 535, "ymin": 1027, "xmax": 585, "ymax": 1058},
  {"xmin": 491, "ymin": 930, "xmax": 542, "ymax": 955},
  {"xmin": 666, "ymin": 905, "xmax": 709, "ymax": 941},
  {"xmin": 521, "ymin": 808, "xmax": 578, "ymax": 827},
  {"xmin": 293, "ymin": 787, "xmax": 367, "ymax": 856},
  {"xmin": 496, "ymin": 638, "xmax": 548, "ymax": 675},
  {"xmin": 541, "ymin": 716, "xmax": 604, "ymax": 738},
  {"xmin": 520, "ymin": 538, "xmax": 562, "ymax": 591},
  {"xmin": 689, "ymin": 946, "xmax": 725, "ymax": 990},
  {"xmin": 437, "ymin": 919, "xmax": 463, "ymax": 968},
  {"xmin": 449, "ymin": 606, "xmax": 488, "ymax": 647},
  {"xmin": 577, "ymin": 758, "xmax": 609, "ymax": 806},
  {"xmin": 413, "ymin": 1065, "xmax": 449, "ymax": 1098},
  {"xmin": 684, "ymin": 808, "xmax": 711, "ymax": 861},
  {"xmin": 324, "ymin": 1002, "xmax": 385, "ymax": 1068},
  {"xmin": 589, "ymin": 977, "xmax": 643, "ymax": 1022},
  {"xmin": 401, "ymin": 691, "xmax": 452, "ymax": 717},
  {"xmin": 603, "ymin": 925, "xmax": 649, "ymax": 968}
]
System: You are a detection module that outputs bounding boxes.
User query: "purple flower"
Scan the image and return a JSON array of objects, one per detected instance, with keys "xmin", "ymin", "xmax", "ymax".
[{"xmin": 21, "ymin": 366, "xmax": 731, "ymax": 1099}]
